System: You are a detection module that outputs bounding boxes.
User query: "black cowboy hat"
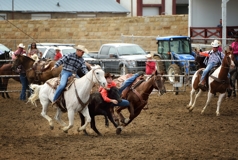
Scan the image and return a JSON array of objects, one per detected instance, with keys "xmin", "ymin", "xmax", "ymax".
[{"xmin": 104, "ymin": 72, "xmax": 115, "ymax": 79}]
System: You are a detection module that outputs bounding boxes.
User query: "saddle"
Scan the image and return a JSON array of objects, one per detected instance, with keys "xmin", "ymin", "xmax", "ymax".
[
  {"xmin": 198, "ymin": 66, "xmax": 219, "ymax": 91},
  {"xmin": 32, "ymin": 59, "xmax": 53, "ymax": 82},
  {"xmin": 47, "ymin": 75, "xmax": 76, "ymax": 112},
  {"xmin": 121, "ymin": 77, "xmax": 145, "ymax": 99}
]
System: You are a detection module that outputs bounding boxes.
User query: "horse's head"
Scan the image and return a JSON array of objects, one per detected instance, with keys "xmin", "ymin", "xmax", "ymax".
[
  {"xmin": 12, "ymin": 54, "xmax": 34, "ymax": 70},
  {"xmin": 224, "ymin": 49, "xmax": 236, "ymax": 69},
  {"xmin": 12, "ymin": 54, "xmax": 24, "ymax": 68},
  {"xmin": 107, "ymin": 86, "xmax": 122, "ymax": 103},
  {"xmin": 91, "ymin": 65, "xmax": 107, "ymax": 88},
  {"xmin": 152, "ymin": 70, "xmax": 166, "ymax": 95}
]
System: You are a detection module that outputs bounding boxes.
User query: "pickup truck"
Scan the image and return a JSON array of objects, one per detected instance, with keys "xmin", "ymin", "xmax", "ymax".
[{"xmin": 89, "ymin": 43, "xmax": 147, "ymax": 75}]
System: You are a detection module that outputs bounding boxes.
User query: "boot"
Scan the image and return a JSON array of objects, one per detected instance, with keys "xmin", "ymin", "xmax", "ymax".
[
  {"xmin": 136, "ymin": 71, "xmax": 144, "ymax": 76},
  {"xmin": 199, "ymin": 79, "xmax": 206, "ymax": 86},
  {"xmin": 198, "ymin": 79, "xmax": 207, "ymax": 91}
]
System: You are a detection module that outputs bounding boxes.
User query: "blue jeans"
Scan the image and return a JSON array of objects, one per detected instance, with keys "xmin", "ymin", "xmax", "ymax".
[
  {"xmin": 114, "ymin": 99, "xmax": 130, "ymax": 107},
  {"xmin": 200, "ymin": 62, "xmax": 216, "ymax": 82},
  {"xmin": 119, "ymin": 73, "xmax": 139, "ymax": 94},
  {"xmin": 20, "ymin": 73, "xmax": 29, "ymax": 100},
  {"xmin": 234, "ymin": 54, "xmax": 238, "ymax": 62},
  {"xmin": 53, "ymin": 69, "xmax": 73, "ymax": 102}
]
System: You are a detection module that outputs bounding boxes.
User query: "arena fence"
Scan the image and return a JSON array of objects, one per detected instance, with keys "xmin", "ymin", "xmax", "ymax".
[{"xmin": 0, "ymin": 58, "xmax": 193, "ymax": 94}]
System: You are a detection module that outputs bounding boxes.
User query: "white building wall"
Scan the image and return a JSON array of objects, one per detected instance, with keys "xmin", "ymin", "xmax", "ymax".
[
  {"xmin": 143, "ymin": 0, "xmax": 161, "ymax": 4},
  {"xmin": 119, "ymin": 0, "xmax": 137, "ymax": 17},
  {"xmin": 190, "ymin": 0, "xmax": 238, "ymax": 27},
  {"xmin": 165, "ymin": 0, "xmax": 173, "ymax": 15}
]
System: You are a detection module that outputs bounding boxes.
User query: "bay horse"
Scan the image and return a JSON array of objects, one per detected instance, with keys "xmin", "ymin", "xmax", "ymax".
[
  {"xmin": 0, "ymin": 63, "xmax": 20, "ymax": 98},
  {"xmin": 0, "ymin": 51, "xmax": 10, "ymax": 66},
  {"xmin": 27, "ymin": 65, "xmax": 107, "ymax": 133},
  {"xmin": 12, "ymin": 54, "xmax": 62, "ymax": 84},
  {"xmin": 114, "ymin": 70, "xmax": 166, "ymax": 134},
  {"xmin": 79, "ymin": 86, "xmax": 122, "ymax": 136},
  {"xmin": 187, "ymin": 49, "xmax": 235, "ymax": 116}
]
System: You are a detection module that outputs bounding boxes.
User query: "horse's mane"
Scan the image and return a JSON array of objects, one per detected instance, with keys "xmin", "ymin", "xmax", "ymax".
[{"xmin": 23, "ymin": 55, "xmax": 35, "ymax": 61}]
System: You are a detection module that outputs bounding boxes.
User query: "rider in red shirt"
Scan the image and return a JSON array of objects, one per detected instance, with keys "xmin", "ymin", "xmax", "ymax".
[
  {"xmin": 99, "ymin": 71, "xmax": 144, "ymax": 106},
  {"xmin": 145, "ymin": 54, "xmax": 156, "ymax": 75},
  {"xmin": 54, "ymin": 47, "xmax": 62, "ymax": 61}
]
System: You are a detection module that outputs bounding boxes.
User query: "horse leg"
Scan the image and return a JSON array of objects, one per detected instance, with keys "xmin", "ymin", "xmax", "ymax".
[
  {"xmin": 110, "ymin": 107, "xmax": 119, "ymax": 126},
  {"xmin": 201, "ymin": 92, "xmax": 213, "ymax": 115},
  {"xmin": 187, "ymin": 88, "xmax": 196, "ymax": 109},
  {"xmin": 90, "ymin": 116, "xmax": 102, "ymax": 136},
  {"xmin": 115, "ymin": 106, "xmax": 127, "ymax": 124},
  {"xmin": 188, "ymin": 89, "xmax": 202, "ymax": 112},
  {"xmin": 96, "ymin": 108, "xmax": 109, "ymax": 127},
  {"xmin": 126, "ymin": 108, "xmax": 143, "ymax": 126},
  {"xmin": 116, "ymin": 107, "xmax": 142, "ymax": 135},
  {"xmin": 215, "ymin": 93, "xmax": 226, "ymax": 116},
  {"xmin": 40, "ymin": 102, "xmax": 54, "ymax": 130},
  {"xmin": 54, "ymin": 107, "xmax": 67, "ymax": 127},
  {"xmin": 2, "ymin": 78, "xmax": 10, "ymax": 99},
  {"xmin": 78, "ymin": 106, "xmax": 91, "ymax": 132},
  {"xmin": 78, "ymin": 112, "xmax": 88, "ymax": 135},
  {"xmin": 63, "ymin": 109, "xmax": 75, "ymax": 133},
  {"xmin": 107, "ymin": 107, "xmax": 118, "ymax": 128}
]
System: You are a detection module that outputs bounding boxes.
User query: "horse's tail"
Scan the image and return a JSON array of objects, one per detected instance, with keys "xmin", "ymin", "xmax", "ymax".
[{"xmin": 27, "ymin": 84, "xmax": 42, "ymax": 107}]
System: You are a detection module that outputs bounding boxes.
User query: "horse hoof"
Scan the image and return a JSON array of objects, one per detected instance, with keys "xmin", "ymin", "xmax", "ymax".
[
  {"xmin": 124, "ymin": 118, "xmax": 130, "ymax": 124},
  {"xmin": 97, "ymin": 133, "xmax": 102, "ymax": 136},
  {"xmin": 63, "ymin": 130, "xmax": 68, "ymax": 133},
  {"xmin": 116, "ymin": 128, "xmax": 122, "ymax": 135},
  {"xmin": 186, "ymin": 105, "xmax": 191, "ymax": 109}
]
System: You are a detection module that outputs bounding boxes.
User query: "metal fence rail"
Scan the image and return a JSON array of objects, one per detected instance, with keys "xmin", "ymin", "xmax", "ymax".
[{"xmin": 0, "ymin": 59, "xmax": 194, "ymax": 93}]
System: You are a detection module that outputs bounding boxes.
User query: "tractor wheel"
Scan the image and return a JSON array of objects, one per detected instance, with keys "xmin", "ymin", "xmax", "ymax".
[
  {"xmin": 153, "ymin": 55, "xmax": 165, "ymax": 74},
  {"xmin": 167, "ymin": 64, "xmax": 181, "ymax": 95}
]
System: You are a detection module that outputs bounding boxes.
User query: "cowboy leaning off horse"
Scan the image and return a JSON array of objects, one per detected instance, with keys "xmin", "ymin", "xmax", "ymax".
[{"xmin": 198, "ymin": 40, "xmax": 227, "ymax": 90}]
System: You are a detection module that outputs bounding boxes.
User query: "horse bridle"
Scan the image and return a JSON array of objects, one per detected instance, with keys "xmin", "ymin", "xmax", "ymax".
[
  {"xmin": 85, "ymin": 68, "xmax": 102, "ymax": 85},
  {"xmin": 143, "ymin": 74, "xmax": 163, "ymax": 95},
  {"xmin": 221, "ymin": 55, "xmax": 231, "ymax": 69}
]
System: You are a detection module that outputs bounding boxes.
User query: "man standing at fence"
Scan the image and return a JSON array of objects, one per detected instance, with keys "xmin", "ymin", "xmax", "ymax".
[{"xmin": 14, "ymin": 43, "xmax": 30, "ymax": 101}]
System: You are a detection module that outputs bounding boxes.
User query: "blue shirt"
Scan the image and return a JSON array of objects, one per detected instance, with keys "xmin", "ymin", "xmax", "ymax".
[
  {"xmin": 54, "ymin": 52, "xmax": 88, "ymax": 75},
  {"xmin": 207, "ymin": 50, "xmax": 224, "ymax": 65}
]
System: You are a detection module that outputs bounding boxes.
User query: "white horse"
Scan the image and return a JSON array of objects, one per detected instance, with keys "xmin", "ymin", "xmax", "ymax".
[
  {"xmin": 187, "ymin": 50, "xmax": 235, "ymax": 116},
  {"xmin": 29, "ymin": 65, "xmax": 107, "ymax": 133}
]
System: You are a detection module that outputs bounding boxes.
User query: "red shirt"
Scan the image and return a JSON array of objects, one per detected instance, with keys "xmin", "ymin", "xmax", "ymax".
[
  {"xmin": 99, "ymin": 81, "xmax": 117, "ymax": 103},
  {"xmin": 146, "ymin": 61, "xmax": 156, "ymax": 75},
  {"xmin": 54, "ymin": 52, "xmax": 62, "ymax": 60}
]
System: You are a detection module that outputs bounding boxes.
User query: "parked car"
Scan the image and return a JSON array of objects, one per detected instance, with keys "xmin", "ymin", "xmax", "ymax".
[
  {"xmin": 40, "ymin": 45, "xmax": 98, "ymax": 65},
  {"xmin": 88, "ymin": 43, "xmax": 147, "ymax": 75},
  {"xmin": 0, "ymin": 43, "xmax": 13, "ymax": 58}
]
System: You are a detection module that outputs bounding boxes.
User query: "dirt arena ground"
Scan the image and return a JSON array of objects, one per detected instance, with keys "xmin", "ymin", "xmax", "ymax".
[{"xmin": 0, "ymin": 80, "xmax": 238, "ymax": 160}]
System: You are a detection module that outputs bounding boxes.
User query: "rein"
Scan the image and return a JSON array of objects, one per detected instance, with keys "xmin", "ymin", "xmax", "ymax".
[
  {"xmin": 210, "ymin": 55, "xmax": 231, "ymax": 84},
  {"xmin": 131, "ymin": 74, "xmax": 161, "ymax": 104},
  {"xmin": 75, "ymin": 68, "xmax": 101, "ymax": 111},
  {"xmin": 85, "ymin": 68, "xmax": 101, "ymax": 84},
  {"xmin": 73, "ymin": 81, "xmax": 90, "ymax": 111}
]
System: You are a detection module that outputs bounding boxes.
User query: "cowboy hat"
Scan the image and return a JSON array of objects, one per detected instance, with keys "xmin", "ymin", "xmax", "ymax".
[
  {"xmin": 55, "ymin": 47, "xmax": 60, "ymax": 51},
  {"xmin": 18, "ymin": 43, "xmax": 25, "ymax": 48},
  {"xmin": 211, "ymin": 40, "xmax": 221, "ymax": 47},
  {"xmin": 104, "ymin": 72, "xmax": 115, "ymax": 79},
  {"xmin": 74, "ymin": 45, "xmax": 88, "ymax": 53},
  {"xmin": 146, "ymin": 54, "xmax": 152, "ymax": 58}
]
